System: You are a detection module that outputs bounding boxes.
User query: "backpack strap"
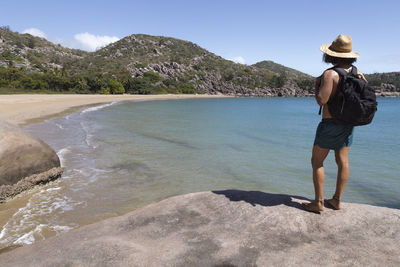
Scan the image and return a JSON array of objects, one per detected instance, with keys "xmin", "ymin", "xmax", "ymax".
[
  {"xmin": 331, "ymin": 66, "xmax": 348, "ymax": 77},
  {"xmin": 331, "ymin": 65, "xmax": 358, "ymax": 77},
  {"xmin": 350, "ymin": 65, "xmax": 358, "ymax": 76}
]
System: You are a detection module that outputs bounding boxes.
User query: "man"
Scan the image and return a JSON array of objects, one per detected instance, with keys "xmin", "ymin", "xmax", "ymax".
[{"xmin": 302, "ymin": 35, "xmax": 366, "ymax": 213}]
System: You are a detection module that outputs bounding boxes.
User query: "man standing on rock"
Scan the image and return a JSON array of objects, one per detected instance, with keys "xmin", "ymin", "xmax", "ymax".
[{"xmin": 302, "ymin": 35, "xmax": 368, "ymax": 213}]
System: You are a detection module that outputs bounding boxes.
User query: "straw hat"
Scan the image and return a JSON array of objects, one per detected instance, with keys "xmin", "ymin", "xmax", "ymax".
[{"xmin": 320, "ymin": 35, "xmax": 360, "ymax": 58}]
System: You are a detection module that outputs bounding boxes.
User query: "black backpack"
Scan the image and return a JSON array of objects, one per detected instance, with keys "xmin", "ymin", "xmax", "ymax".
[{"xmin": 327, "ymin": 66, "xmax": 377, "ymax": 126}]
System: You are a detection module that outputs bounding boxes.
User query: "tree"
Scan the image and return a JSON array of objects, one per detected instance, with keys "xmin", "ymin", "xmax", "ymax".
[
  {"xmin": 98, "ymin": 87, "xmax": 110, "ymax": 94},
  {"xmin": 27, "ymin": 37, "xmax": 36, "ymax": 49},
  {"xmin": 143, "ymin": 71, "xmax": 161, "ymax": 83},
  {"xmin": 108, "ymin": 79, "xmax": 125, "ymax": 94},
  {"xmin": 124, "ymin": 77, "xmax": 152, "ymax": 94},
  {"xmin": 0, "ymin": 25, "xmax": 11, "ymax": 32}
]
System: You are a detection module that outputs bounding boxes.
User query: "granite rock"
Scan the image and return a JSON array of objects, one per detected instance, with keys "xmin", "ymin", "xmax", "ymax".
[
  {"xmin": 0, "ymin": 190, "xmax": 399, "ymax": 266},
  {"xmin": 0, "ymin": 121, "xmax": 61, "ymax": 186}
]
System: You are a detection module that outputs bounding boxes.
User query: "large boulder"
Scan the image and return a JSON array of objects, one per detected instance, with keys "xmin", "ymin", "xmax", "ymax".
[
  {"xmin": 0, "ymin": 190, "xmax": 399, "ymax": 266},
  {"xmin": 0, "ymin": 121, "xmax": 61, "ymax": 200}
]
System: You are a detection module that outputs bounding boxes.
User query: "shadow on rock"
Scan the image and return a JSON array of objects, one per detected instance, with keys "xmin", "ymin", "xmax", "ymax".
[{"xmin": 212, "ymin": 189, "xmax": 309, "ymax": 211}]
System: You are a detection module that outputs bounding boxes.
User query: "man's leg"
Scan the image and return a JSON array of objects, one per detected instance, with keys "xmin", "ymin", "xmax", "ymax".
[
  {"xmin": 302, "ymin": 145, "xmax": 330, "ymax": 212},
  {"xmin": 326, "ymin": 147, "xmax": 350, "ymax": 210}
]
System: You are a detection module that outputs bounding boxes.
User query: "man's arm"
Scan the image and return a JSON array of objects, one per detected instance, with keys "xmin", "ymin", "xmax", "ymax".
[{"xmin": 315, "ymin": 70, "xmax": 335, "ymax": 106}]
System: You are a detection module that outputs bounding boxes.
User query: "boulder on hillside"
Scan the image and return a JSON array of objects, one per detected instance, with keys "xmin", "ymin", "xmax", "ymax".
[
  {"xmin": 0, "ymin": 190, "xmax": 399, "ymax": 266},
  {"xmin": 0, "ymin": 121, "xmax": 62, "ymax": 201}
]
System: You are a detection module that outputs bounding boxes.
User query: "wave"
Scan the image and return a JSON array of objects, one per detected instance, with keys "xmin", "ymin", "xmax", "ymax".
[
  {"xmin": 80, "ymin": 102, "xmax": 117, "ymax": 114},
  {"xmin": 54, "ymin": 122, "xmax": 64, "ymax": 129},
  {"xmin": 57, "ymin": 147, "xmax": 70, "ymax": 167},
  {"xmin": 13, "ymin": 224, "xmax": 73, "ymax": 245},
  {"xmin": 79, "ymin": 121, "xmax": 97, "ymax": 149},
  {"xmin": 0, "ymin": 185, "xmax": 82, "ymax": 249}
]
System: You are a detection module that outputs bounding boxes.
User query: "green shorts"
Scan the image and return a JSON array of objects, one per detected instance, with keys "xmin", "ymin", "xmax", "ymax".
[{"xmin": 314, "ymin": 119, "xmax": 354, "ymax": 150}]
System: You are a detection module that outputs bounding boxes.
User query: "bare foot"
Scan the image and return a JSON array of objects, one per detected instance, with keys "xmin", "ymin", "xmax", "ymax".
[
  {"xmin": 301, "ymin": 201, "xmax": 324, "ymax": 214},
  {"xmin": 325, "ymin": 198, "xmax": 342, "ymax": 210}
]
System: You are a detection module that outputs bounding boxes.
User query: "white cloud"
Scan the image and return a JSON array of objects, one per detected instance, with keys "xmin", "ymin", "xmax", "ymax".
[
  {"xmin": 22, "ymin": 28, "xmax": 47, "ymax": 39},
  {"xmin": 74, "ymin": 32, "xmax": 119, "ymax": 51},
  {"xmin": 230, "ymin": 56, "xmax": 246, "ymax": 64}
]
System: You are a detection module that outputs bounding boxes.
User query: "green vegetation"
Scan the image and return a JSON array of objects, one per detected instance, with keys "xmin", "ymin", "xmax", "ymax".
[
  {"xmin": 98, "ymin": 87, "xmax": 110, "ymax": 94},
  {"xmin": 0, "ymin": 66, "xmax": 108, "ymax": 93},
  {"xmin": 0, "ymin": 27, "xmax": 317, "ymax": 95},
  {"xmin": 295, "ymin": 78, "xmax": 314, "ymax": 94},
  {"xmin": 1, "ymin": 27, "xmax": 398, "ymax": 95},
  {"xmin": 122, "ymin": 72, "xmax": 200, "ymax": 94},
  {"xmin": 0, "ymin": 49, "xmax": 24, "ymax": 64},
  {"xmin": 108, "ymin": 79, "xmax": 125, "ymax": 94},
  {"xmin": 252, "ymin": 60, "xmax": 312, "ymax": 79},
  {"xmin": 365, "ymin": 72, "xmax": 400, "ymax": 90},
  {"xmin": 252, "ymin": 60, "xmax": 315, "ymax": 93},
  {"xmin": 0, "ymin": 66, "xmax": 202, "ymax": 94}
]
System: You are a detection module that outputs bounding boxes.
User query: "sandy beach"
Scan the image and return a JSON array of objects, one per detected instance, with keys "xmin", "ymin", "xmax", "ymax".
[{"xmin": 0, "ymin": 94, "xmax": 228, "ymax": 126}]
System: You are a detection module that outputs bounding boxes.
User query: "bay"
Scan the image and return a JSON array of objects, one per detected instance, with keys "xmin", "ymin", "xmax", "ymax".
[{"xmin": 1, "ymin": 97, "xmax": 399, "ymax": 251}]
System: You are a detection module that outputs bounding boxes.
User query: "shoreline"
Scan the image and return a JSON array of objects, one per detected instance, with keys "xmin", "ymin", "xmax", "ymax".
[
  {"xmin": 0, "ymin": 94, "xmax": 231, "ymax": 127},
  {"xmin": 0, "ymin": 93, "xmax": 396, "ymax": 127}
]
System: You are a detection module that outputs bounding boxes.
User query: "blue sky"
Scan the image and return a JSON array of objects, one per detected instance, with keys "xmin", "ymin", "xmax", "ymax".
[{"xmin": 1, "ymin": 0, "xmax": 399, "ymax": 76}]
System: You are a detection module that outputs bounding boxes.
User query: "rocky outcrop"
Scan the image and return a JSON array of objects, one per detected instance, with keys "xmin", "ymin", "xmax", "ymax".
[
  {"xmin": 0, "ymin": 121, "xmax": 62, "ymax": 199},
  {"xmin": 0, "ymin": 27, "xmax": 86, "ymax": 71},
  {"xmin": 378, "ymin": 91, "xmax": 400, "ymax": 97},
  {"xmin": 1, "ymin": 190, "xmax": 399, "ymax": 266},
  {"xmin": 372, "ymin": 84, "xmax": 400, "ymax": 97},
  {"xmin": 0, "ymin": 167, "xmax": 63, "ymax": 203}
]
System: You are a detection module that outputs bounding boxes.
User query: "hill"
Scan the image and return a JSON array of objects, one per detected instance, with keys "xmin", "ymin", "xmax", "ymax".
[
  {"xmin": 1, "ymin": 26, "xmax": 399, "ymax": 96},
  {"xmin": 0, "ymin": 27, "xmax": 313, "ymax": 96},
  {"xmin": 365, "ymin": 72, "xmax": 400, "ymax": 96},
  {"xmin": 252, "ymin": 60, "xmax": 311, "ymax": 79},
  {"xmin": 0, "ymin": 26, "xmax": 87, "ymax": 71},
  {"xmin": 64, "ymin": 34, "xmax": 314, "ymax": 96}
]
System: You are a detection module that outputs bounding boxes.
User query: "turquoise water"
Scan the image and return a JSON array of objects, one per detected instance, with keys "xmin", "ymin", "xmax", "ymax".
[
  {"xmin": 80, "ymin": 97, "xmax": 399, "ymax": 204},
  {"xmin": 1, "ymin": 97, "xmax": 399, "ymax": 250}
]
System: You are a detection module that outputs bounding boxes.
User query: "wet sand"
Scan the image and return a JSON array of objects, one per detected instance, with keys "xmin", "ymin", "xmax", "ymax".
[{"xmin": 0, "ymin": 94, "xmax": 229, "ymax": 126}]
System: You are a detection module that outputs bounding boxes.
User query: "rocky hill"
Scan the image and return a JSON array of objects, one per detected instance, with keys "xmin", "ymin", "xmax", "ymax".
[
  {"xmin": 0, "ymin": 26, "xmax": 87, "ymax": 71},
  {"xmin": 365, "ymin": 72, "xmax": 400, "ymax": 96},
  {"xmin": 63, "ymin": 34, "xmax": 315, "ymax": 96},
  {"xmin": 1, "ymin": 26, "xmax": 399, "ymax": 96},
  {"xmin": 0, "ymin": 27, "xmax": 313, "ymax": 96},
  {"xmin": 252, "ymin": 60, "xmax": 311, "ymax": 79},
  {"xmin": 0, "ymin": 190, "xmax": 399, "ymax": 266}
]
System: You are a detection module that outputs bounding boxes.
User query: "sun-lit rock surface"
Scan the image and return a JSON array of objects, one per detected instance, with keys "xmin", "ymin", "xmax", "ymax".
[
  {"xmin": 0, "ymin": 190, "xmax": 399, "ymax": 266},
  {"xmin": 0, "ymin": 121, "xmax": 61, "ymax": 201}
]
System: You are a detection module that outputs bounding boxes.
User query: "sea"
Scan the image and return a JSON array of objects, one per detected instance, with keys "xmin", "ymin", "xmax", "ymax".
[{"xmin": 0, "ymin": 97, "xmax": 399, "ymax": 251}]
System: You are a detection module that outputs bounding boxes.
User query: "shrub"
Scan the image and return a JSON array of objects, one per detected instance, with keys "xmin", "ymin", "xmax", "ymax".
[
  {"xmin": 98, "ymin": 87, "xmax": 110, "ymax": 94},
  {"xmin": 108, "ymin": 79, "xmax": 125, "ymax": 94},
  {"xmin": 153, "ymin": 87, "xmax": 168, "ymax": 94},
  {"xmin": 296, "ymin": 78, "xmax": 314, "ymax": 92},
  {"xmin": 143, "ymin": 71, "xmax": 161, "ymax": 83}
]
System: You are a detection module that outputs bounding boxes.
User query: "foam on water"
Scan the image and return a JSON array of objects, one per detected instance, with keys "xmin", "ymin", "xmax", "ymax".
[
  {"xmin": 0, "ymin": 183, "xmax": 82, "ymax": 248},
  {"xmin": 13, "ymin": 224, "xmax": 73, "ymax": 245},
  {"xmin": 54, "ymin": 122, "xmax": 64, "ymax": 129},
  {"xmin": 57, "ymin": 147, "xmax": 70, "ymax": 167},
  {"xmin": 80, "ymin": 102, "xmax": 117, "ymax": 114},
  {"xmin": 46, "ymin": 187, "xmax": 61, "ymax": 192},
  {"xmin": 80, "ymin": 121, "xmax": 97, "ymax": 149}
]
